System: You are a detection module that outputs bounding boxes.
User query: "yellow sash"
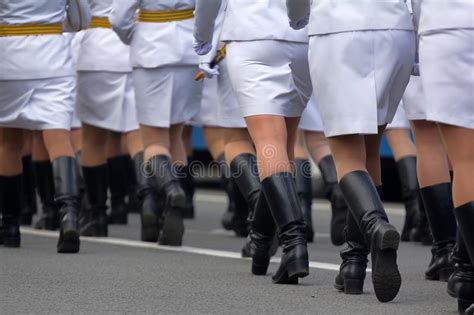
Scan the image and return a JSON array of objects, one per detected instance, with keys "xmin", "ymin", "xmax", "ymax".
[
  {"xmin": 138, "ymin": 9, "xmax": 194, "ymax": 23},
  {"xmin": 0, "ymin": 24, "xmax": 63, "ymax": 37}
]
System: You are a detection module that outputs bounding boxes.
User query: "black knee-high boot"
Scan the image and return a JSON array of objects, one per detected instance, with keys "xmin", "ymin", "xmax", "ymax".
[
  {"xmin": 0, "ymin": 175, "xmax": 22, "ymax": 247},
  {"xmin": 452, "ymin": 202, "xmax": 474, "ymax": 314},
  {"xmin": 125, "ymin": 154, "xmax": 140, "ymax": 214},
  {"xmin": 107, "ymin": 155, "xmax": 129, "ymax": 225},
  {"xmin": 81, "ymin": 164, "xmax": 108, "ymax": 237},
  {"xmin": 420, "ymin": 183, "xmax": 456, "ymax": 281},
  {"xmin": 176, "ymin": 163, "xmax": 195, "ymax": 219},
  {"xmin": 149, "ymin": 155, "xmax": 185, "ymax": 246},
  {"xmin": 410, "ymin": 198, "xmax": 433, "ymax": 245},
  {"xmin": 20, "ymin": 155, "xmax": 37, "ymax": 225},
  {"xmin": 340, "ymin": 171, "xmax": 401, "ymax": 302},
  {"xmin": 318, "ymin": 156, "xmax": 347, "ymax": 246},
  {"xmin": 334, "ymin": 186, "xmax": 381, "ymax": 295},
  {"xmin": 33, "ymin": 161, "xmax": 60, "ymax": 230},
  {"xmin": 397, "ymin": 156, "xmax": 423, "ymax": 242},
  {"xmin": 294, "ymin": 159, "xmax": 314, "ymax": 243},
  {"xmin": 262, "ymin": 172, "xmax": 309, "ymax": 284},
  {"xmin": 219, "ymin": 154, "xmax": 248, "ymax": 234},
  {"xmin": 53, "ymin": 157, "xmax": 80, "ymax": 253},
  {"xmin": 134, "ymin": 152, "xmax": 162, "ymax": 242}
]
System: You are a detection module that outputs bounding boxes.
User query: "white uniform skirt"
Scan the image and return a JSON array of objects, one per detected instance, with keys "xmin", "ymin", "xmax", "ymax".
[
  {"xmin": 420, "ymin": 29, "xmax": 474, "ymax": 129},
  {"xmin": 226, "ymin": 40, "xmax": 312, "ymax": 118},
  {"xmin": 387, "ymin": 103, "xmax": 410, "ymax": 129},
  {"xmin": 191, "ymin": 76, "xmax": 220, "ymax": 127},
  {"xmin": 309, "ymin": 30, "xmax": 415, "ymax": 137},
  {"xmin": 76, "ymin": 72, "xmax": 139, "ymax": 133},
  {"xmin": 133, "ymin": 66, "xmax": 202, "ymax": 128},
  {"xmin": 299, "ymin": 95, "xmax": 324, "ymax": 132},
  {"xmin": 71, "ymin": 110, "xmax": 82, "ymax": 129},
  {"xmin": 0, "ymin": 76, "xmax": 75, "ymax": 130},
  {"xmin": 402, "ymin": 75, "xmax": 426, "ymax": 121}
]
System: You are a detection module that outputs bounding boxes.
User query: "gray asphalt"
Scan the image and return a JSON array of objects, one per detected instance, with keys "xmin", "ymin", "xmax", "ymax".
[{"xmin": 0, "ymin": 189, "xmax": 457, "ymax": 314}]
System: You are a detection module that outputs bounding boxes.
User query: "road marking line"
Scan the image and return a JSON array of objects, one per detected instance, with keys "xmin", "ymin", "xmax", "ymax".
[
  {"xmin": 21, "ymin": 228, "xmax": 369, "ymax": 272},
  {"xmin": 189, "ymin": 228, "xmax": 331, "ymax": 239}
]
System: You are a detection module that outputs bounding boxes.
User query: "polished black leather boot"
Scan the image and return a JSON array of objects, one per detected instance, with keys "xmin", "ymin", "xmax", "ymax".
[
  {"xmin": 340, "ymin": 171, "xmax": 401, "ymax": 302},
  {"xmin": 149, "ymin": 155, "xmax": 185, "ymax": 246},
  {"xmin": 134, "ymin": 153, "xmax": 162, "ymax": 242},
  {"xmin": 396, "ymin": 156, "xmax": 422, "ymax": 242},
  {"xmin": 262, "ymin": 172, "xmax": 309, "ymax": 284},
  {"xmin": 53, "ymin": 157, "xmax": 80, "ymax": 253},
  {"xmin": 410, "ymin": 200, "xmax": 433, "ymax": 245},
  {"xmin": 20, "ymin": 155, "xmax": 37, "ymax": 225},
  {"xmin": 318, "ymin": 155, "xmax": 347, "ymax": 246},
  {"xmin": 334, "ymin": 211, "xmax": 369, "ymax": 294},
  {"xmin": 230, "ymin": 154, "xmax": 263, "ymax": 238},
  {"xmin": 448, "ymin": 230, "xmax": 474, "ymax": 314},
  {"xmin": 176, "ymin": 163, "xmax": 195, "ymax": 219},
  {"xmin": 81, "ymin": 164, "xmax": 108, "ymax": 237},
  {"xmin": 33, "ymin": 161, "xmax": 60, "ymax": 230},
  {"xmin": 0, "ymin": 175, "xmax": 22, "ymax": 247},
  {"xmin": 420, "ymin": 183, "xmax": 456, "ymax": 281},
  {"xmin": 218, "ymin": 154, "xmax": 248, "ymax": 234},
  {"xmin": 453, "ymin": 202, "xmax": 474, "ymax": 314},
  {"xmin": 107, "ymin": 155, "xmax": 129, "ymax": 225},
  {"xmin": 294, "ymin": 159, "xmax": 314, "ymax": 243},
  {"xmin": 124, "ymin": 154, "xmax": 140, "ymax": 214}
]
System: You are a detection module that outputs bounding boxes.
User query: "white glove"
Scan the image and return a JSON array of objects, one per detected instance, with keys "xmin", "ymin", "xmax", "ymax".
[
  {"xmin": 289, "ymin": 13, "xmax": 309, "ymax": 30},
  {"xmin": 199, "ymin": 63, "xmax": 220, "ymax": 78},
  {"xmin": 193, "ymin": 38, "xmax": 212, "ymax": 56}
]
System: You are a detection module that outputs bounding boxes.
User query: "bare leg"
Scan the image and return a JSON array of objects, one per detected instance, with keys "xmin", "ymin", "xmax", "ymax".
[
  {"xmin": 386, "ymin": 128, "xmax": 417, "ymax": 162},
  {"xmin": 81, "ymin": 124, "xmax": 109, "ymax": 167}
]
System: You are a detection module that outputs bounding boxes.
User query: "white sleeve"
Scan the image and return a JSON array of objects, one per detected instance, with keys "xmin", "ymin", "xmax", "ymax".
[
  {"xmin": 199, "ymin": 0, "xmax": 227, "ymax": 64},
  {"xmin": 286, "ymin": 0, "xmax": 311, "ymax": 22},
  {"xmin": 194, "ymin": 0, "xmax": 222, "ymax": 43},
  {"xmin": 110, "ymin": 0, "xmax": 140, "ymax": 45},
  {"xmin": 411, "ymin": 0, "xmax": 421, "ymax": 32},
  {"xmin": 64, "ymin": 0, "xmax": 91, "ymax": 32}
]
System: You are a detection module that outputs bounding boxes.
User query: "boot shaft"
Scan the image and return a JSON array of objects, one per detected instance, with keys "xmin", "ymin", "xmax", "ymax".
[
  {"xmin": 0, "ymin": 175, "xmax": 22, "ymax": 225},
  {"xmin": 420, "ymin": 183, "xmax": 457, "ymax": 244},
  {"xmin": 52, "ymin": 157, "xmax": 80, "ymax": 210},
  {"xmin": 33, "ymin": 160, "xmax": 56, "ymax": 207},
  {"xmin": 229, "ymin": 153, "xmax": 261, "ymax": 210},
  {"xmin": 454, "ymin": 202, "xmax": 474, "ymax": 266},
  {"xmin": 82, "ymin": 164, "xmax": 108, "ymax": 211},
  {"xmin": 107, "ymin": 155, "xmax": 129, "ymax": 199}
]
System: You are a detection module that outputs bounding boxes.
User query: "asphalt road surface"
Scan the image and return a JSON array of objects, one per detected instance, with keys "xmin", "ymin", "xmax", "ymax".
[{"xmin": 1, "ymin": 189, "xmax": 457, "ymax": 314}]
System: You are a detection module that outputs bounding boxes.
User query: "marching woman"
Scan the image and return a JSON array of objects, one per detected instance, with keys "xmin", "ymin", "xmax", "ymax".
[
  {"xmin": 75, "ymin": 0, "xmax": 141, "ymax": 236},
  {"xmin": 0, "ymin": 0, "xmax": 90, "ymax": 252},
  {"xmin": 287, "ymin": 0, "xmax": 415, "ymax": 302},
  {"xmin": 417, "ymin": 0, "xmax": 474, "ymax": 313},
  {"xmin": 111, "ymin": 0, "xmax": 202, "ymax": 246},
  {"xmin": 194, "ymin": 0, "xmax": 312, "ymax": 284}
]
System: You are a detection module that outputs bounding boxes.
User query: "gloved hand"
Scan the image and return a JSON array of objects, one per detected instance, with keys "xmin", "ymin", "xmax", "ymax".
[
  {"xmin": 193, "ymin": 38, "xmax": 212, "ymax": 55},
  {"xmin": 199, "ymin": 63, "xmax": 220, "ymax": 78},
  {"xmin": 289, "ymin": 13, "xmax": 309, "ymax": 30}
]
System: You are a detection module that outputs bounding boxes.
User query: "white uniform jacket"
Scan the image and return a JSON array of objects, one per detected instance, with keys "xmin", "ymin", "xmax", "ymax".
[
  {"xmin": 77, "ymin": 0, "xmax": 131, "ymax": 72},
  {"xmin": 110, "ymin": 0, "xmax": 199, "ymax": 68},
  {"xmin": 0, "ymin": 0, "xmax": 90, "ymax": 80},
  {"xmin": 418, "ymin": 0, "xmax": 474, "ymax": 34}
]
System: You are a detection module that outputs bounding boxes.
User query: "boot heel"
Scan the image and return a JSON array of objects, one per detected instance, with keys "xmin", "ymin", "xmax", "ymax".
[
  {"xmin": 438, "ymin": 267, "xmax": 454, "ymax": 282},
  {"xmin": 458, "ymin": 299, "xmax": 474, "ymax": 315},
  {"xmin": 57, "ymin": 230, "xmax": 80, "ymax": 253},
  {"xmin": 287, "ymin": 259, "xmax": 309, "ymax": 279},
  {"xmin": 252, "ymin": 262, "xmax": 269, "ymax": 276},
  {"xmin": 141, "ymin": 212, "xmax": 160, "ymax": 242},
  {"xmin": 344, "ymin": 279, "xmax": 364, "ymax": 295},
  {"xmin": 379, "ymin": 228, "xmax": 400, "ymax": 251},
  {"xmin": 158, "ymin": 210, "xmax": 184, "ymax": 246},
  {"xmin": 168, "ymin": 192, "xmax": 186, "ymax": 209},
  {"xmin": 4, "ymin": 236, "xmax": 20, "ymax": 248}
]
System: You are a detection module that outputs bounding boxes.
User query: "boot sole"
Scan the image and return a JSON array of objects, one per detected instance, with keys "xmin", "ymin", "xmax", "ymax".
[
  {"xmin": 141, "ymin": 212, "xmax": 160, "ymax": 242},
  {"xmin": 57, "ymin": 230, "xmax": 80, "ymax": 253},
  {"xmin": 4, "ymin": 236, "xmax": 21, "ymax": 248},
  {"xmin": 167, "ymin": 193, "xmax": 186, "ymax": 209},
  {"xmin": 425, "ymin": 267, "xmax": 454, "ymax": 282},
  {"xmin": 372, "ymin": 229, "xmax": 402, "ymax": 303},
  {"xmin": 272, "ymin": 259, "xmax": 309, "ymax": 284},
  {"xmin": 158, "ymin": 212, "xmax": 184, "ymax": 246}
]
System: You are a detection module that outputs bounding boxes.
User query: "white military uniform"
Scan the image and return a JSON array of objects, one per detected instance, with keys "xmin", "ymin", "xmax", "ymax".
[
  {"xmin": 192, "ymin": 1, "xmax": 245, "ymax": 129},
  {"xmin": 111, "ymin": 0, "xmax": 202, "ymax": 128},
  {"xmin": 418, "ymin": 0, "xmax": 474, "ymax": 129},
  {"xmin": 0, "ymin": 0, "xmax": 90, "ymax": 131},
  {"xmin": 306, "ymin": 0, "xmax": 415, "ymax": 137},
  {"xmin": 202, "ymin": 0, "xmax": 313, "ymax": 118},
  {"xmin": 299, "ymin": 95, "xmax": 324, "ymax": 132},
  {"xmin": 387, "ymin": 104, "xmax": 410, "ymax": 129},
  {"xmin": 76, "ymin": 0, "xmax": 139, "ymax": 133}
]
